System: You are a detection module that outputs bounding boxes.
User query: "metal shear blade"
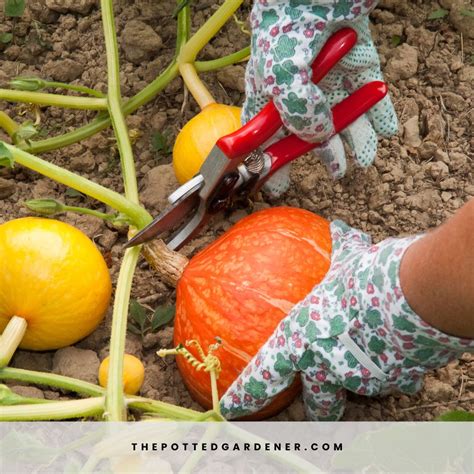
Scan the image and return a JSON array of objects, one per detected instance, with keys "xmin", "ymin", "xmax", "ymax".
[{"xmin": 124, "ymin": 175, "xmax": 203, "ymax": 249}]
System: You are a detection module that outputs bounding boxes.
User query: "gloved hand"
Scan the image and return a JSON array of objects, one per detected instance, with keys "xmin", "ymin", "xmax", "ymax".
[
  {"xmin": 244, "ymin": 0, "xmax": 399, "ymax": 197},
  {"xmin": 219, "ymin": 221, "xmax": 474, "ymax": 420}
]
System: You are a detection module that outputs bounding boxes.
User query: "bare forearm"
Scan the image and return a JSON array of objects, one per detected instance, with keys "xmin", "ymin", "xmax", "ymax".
[{"xmin": 400, "ymin": 199, "xmax": 474, "ymax": 338}]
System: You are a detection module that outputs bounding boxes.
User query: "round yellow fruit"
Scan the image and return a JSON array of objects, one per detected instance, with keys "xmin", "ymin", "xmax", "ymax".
[
  {"xmin": 99, "ymin": 353, "xmax": 145, "ymax": 395},
  {"xmin": 172, "ymin": 103, "xmax": 242, "ymax": 184},
  {"xmin": 0, "ymin": 217, "xmax": 112, "ymax": 350}
]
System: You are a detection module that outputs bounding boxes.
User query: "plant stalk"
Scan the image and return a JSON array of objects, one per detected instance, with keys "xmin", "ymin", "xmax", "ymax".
[
  {"xmin": 0, "ymin": 89, "xmax": 108, "ymax": 110},
  {"xmin": 5, "ymin": 143, "xmax": 152, "ymax": 228},
  {"xmin": 104, "ymin": 246, "xmax": 141, "ymax": 421},
  {"xmin": 0, "ymin": 397, "xmax": 105, "ymax": 421},
  {"xmin": 0, "ymin": 367, "xmax": 105, "ymax": 397},
  {"xmin": 0, "ymin": 110, "xmax": 20, "ymax": 137},
  {"xmin": 178, "ymin": 0, "xmax": 243, "ymax": 64},
  {"xmin": 0, "ymin": 316, "xmax": 27, "ymax": 368},
  {"xmin": 195, "ymin": 46, "xmax": 250, "ymax": 72},
  {"xmin": 0, "ymin": 367, "xmax": 210, "ymax": 420},
  {"xmin": 179, "ymin": 63, "xmax": 215, "ymax": 109},
  {"xmin": 101, "ymin": 0, "xmax": 139, "ymax": 204}
]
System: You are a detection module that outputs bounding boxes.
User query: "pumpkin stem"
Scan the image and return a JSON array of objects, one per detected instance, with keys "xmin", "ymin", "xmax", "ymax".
[
  {"xmin": 142, "ymin": 239, "xmax": 189, "ymax": 287},
  {"xmin": 0, "ymin": 316, "xmax": 28, "ymax": 368}
]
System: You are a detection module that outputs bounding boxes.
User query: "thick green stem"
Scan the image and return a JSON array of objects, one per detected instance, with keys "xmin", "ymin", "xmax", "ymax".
[
  {"xmin": 0, "ymin": 316, "xmax": 27, "ymax": 368},
  {"xmin": 104, "ymin": 246, "xmax": 141, "ymax": 421},
  {"xmin": 100, "ymin": 0, "xmax": 139, "ymax": 204},
  {"xmin": 178, "ymin": 0, "xmax": 243, "ymax": 64},
  {"xmin": 0, "ymin": 397, "xmax": 105, "ymax": 421},
  {"xmin": 5, "ymin": 143, "xmax": 152, "ymax": 228},
  {"xmin": 41, "ymin": 82, "xmax": 105, "ymax": 98},
  {"xmin": 63, "ymin": 205, "xmax": 119, "ymax": 222},
  {"xmin": 0, "ymin": 367, "xmax": 104, "ymax": 397},
  {"xmin": 0, "ymin": 89, "xmax": 108, "ymax": 110},
  {"xmin": 127, "ymin": 397, "xmax": 204, "ymax": 421},
  {"xmin": 0, "ymin": 367, "xmax": 209, "ymax": 420},
  {"xmin": 0, "ymin": 110, "xmax": 20, "ymax": 137},
  {"xmin": 195, "ymin": 46, "xmax": 250, "ymax": 72}
]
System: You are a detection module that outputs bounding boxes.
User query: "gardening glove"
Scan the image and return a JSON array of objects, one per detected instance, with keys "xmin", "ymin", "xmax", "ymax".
[
  {"xmin": 244, "ymin": 0, "xmax": 398, "ymax": 197},
  {"xmin": 220, "ymin": 221, "xmax": 474, "ymax": 420}
]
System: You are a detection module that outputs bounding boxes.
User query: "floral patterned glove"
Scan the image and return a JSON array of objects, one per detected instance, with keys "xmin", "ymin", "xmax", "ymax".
[
  {"xmin": 219, "ymin": 221, "xmax": 474, "ymax": 420},
  {"xmin": 245, "ymin": 0, "xmax": 399, "ymax": 197}
]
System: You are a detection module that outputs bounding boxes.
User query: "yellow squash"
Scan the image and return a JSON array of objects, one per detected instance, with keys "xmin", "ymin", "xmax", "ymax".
[
  {"xmin": 99, "ymin": 353, "xmax": 145, "ymax": 395},
  {"xmin": 0, "ymin": 218, "xmax": 112, "ymax": 350},
  {"xmin": 172, "ymin": 103, "xmax": 241, "ymax": 184}
]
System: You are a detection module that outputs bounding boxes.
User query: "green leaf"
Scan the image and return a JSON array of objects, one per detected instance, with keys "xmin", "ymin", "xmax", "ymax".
[
  {"xmin": 0, "ymin": 142, "xmax": 14, "ymax": 168},
  {"xmin": 127, "ymin": 323, "xmax": 142, "ymax": 336},
  {"xmin": 4, "ymin": 0, "xmax": 26, "ymax": 17},
  {"xmin": 427, "ymin": 9, "xmax": 449, "ymax": 20},
  {"xmin": 12, "ymin": 121, "xmax": 38, "ymax": 145},
  {"xmin": 129, "ymin": 299, "xmax": 147, "ymax": 333},
  {"xmin": 151, "ymin": 131, "xmax": 171, "ymax": 156},
  {"xmin": 391, "ymin": 35, "xmax": 402, "ymax": 47},
  {"xmin": 436, "ymin": 410, "xmax": 474, "ymax": 422},
  {"xmin": 64, "ymin": 188, "xmax": 85, "ymax": 198},
  {"xmin": 151, "ymin": 305, "xmax": 175, "ymax": 331},
  {"xmin": 460, "ymin": 9, "xmax": 474, "ymax": 18},
  {"xmin": 0, "ymin": 32, "xmax": 13, "ymax": 44}
]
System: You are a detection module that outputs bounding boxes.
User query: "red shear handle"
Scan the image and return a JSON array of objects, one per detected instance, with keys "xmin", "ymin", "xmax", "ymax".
[
  {"xmin": 264, "ymin": 81, "xmax": 388, "ymax": 174},
  {"xmin": 216, "ymin": 28, "xmax": 358, "ymax": 160}
]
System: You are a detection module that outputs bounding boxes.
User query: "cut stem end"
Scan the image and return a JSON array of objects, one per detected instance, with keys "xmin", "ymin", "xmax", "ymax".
[{"xmin": 0, "ymin": 316, "xmax": 28, "ymax": 368}]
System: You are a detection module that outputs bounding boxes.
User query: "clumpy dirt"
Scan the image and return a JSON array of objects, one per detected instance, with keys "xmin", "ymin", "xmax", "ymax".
[{"xmin": 1, "ymin": 0, "xmax": 473, "ymax": 422}]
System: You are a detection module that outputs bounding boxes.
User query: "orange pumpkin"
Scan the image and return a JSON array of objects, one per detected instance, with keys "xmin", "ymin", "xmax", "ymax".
[{"xmin": 173, "ymin": 207, "xmax": 332, "ymax": 419}]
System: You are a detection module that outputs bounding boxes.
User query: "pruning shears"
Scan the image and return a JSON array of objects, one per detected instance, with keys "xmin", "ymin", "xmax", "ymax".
[{"xmin": 125, "ymin": 28, "xmax": 388, "ymax": 251}]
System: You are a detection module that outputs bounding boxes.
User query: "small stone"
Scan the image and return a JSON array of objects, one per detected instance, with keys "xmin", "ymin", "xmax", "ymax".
[
  {"xmin": 368, "ymin": 183, "xmax": 390, "ymax": 210},
  {"xmin": 385, "ymin": 44, "xmax": 418, "ymax": 80},
  {"xmin": 45, "ymin": 0, "xmax": 97, "ymax": 15},
  {"xmin": 418, "ymin": 141, "xmax": 437, "ymax": 160},
  {"xmin": 121, "ymin": 20, "xmax": 162, "ymax": 65},
  {"xmin": 12, "ymin": 351, "xmax": 53, "ymax": 372},
  {"xmin": 465, "ymin": 184, "xmax": 474, "ymax": 196},
  {"xmin": 449, "ymin": 152, "xmax": 468, "ymax": 172},
  {"xmin": 216, "ymin": 65, "xmax": 246, "ymax": 93},
  {"xmin": 28, "ymin": 0, "xmax": 60, "ymax": 23},
  {"xmin": 53, "ymin": 346, "xmax": 100, "ymax": 384},
  {"xmin": 403, "ymin": 116, "xmax": 421, "ymax": 147},
  {"xmin": 98, "ymin": 229, "xmax": 117, "ymax": 250},
  {"xmin": 434, "ymin": 149, "xmax": 450, "ymax": 164},
  {"xmin": 459, "ymin": 66, "xmax": 474, "ymax": 84},
  {"xmin": 440, "ymin": 178, "xmax": 458, "ymax": 191},
  {"xmin": 158, "ymin": 326, "xmax": 174, "ymax": 349},
  {"xmin": 10, "ymin": 385, "xmax": 44, "ymax": 399},
  {"xmin": 70, "ymin": 151, "xmax": 95, "ymax": 172},
  {"xmin": 368, "ymin": 210, "xmax": 384, "ymax": 224},
  {"xmin": 151, "ymin": 112, "xmax": 167, "ymax": 131},
  {"xmin": 398, "ymin": 395, "xmax": 411, "ymax": 409},
  {"xmin": 140, "ymin": 165, "xmax": 179, "ymax": 212},
  {"xmin": 423, "ymin": 378, "xmax": 456, "ymax": 402},
  {"xmin": 43, "ymin": 58, "xmax": 84, "ymax": 82},
  {"xmin": 441, "ymin": 92, "xmax": 466, "ymax": 112},
  {"xmin": 441, "ymin": 191, "xmax": 452, "ymax": 202},
  {"xmin": 143, "ymin": 332, "xmax": 161, "ymax": 351},
  {"xmin": 428, "ymin": 161, "xmax": 449, "ymax": 180},
  {"xmin": 405, "ymin": 189, "xmax": 441, "ymax": 211},
  {"xmin": 0, "ymin": 178, "xmax": 15, "ymax": 199},
  {"xmin": 65, "ymin": 213, "xmax": 104, "ymax": 239}
]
